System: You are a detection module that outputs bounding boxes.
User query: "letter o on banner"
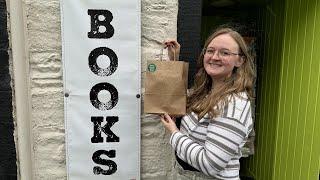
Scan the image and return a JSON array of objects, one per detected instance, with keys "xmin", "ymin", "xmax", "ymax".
[
  {"xmin": 90, "ymin": 82, "xmax": 119, "ymax": 110},
  {"xmin": 88, "ymin": 47, "xmax": 118, "ymax": 77}
]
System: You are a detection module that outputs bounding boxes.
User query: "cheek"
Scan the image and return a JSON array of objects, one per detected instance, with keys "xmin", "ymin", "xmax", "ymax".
[
  {"xmin": 226, "ymin": 62, "xmax": 236, "ymax": 69},
  {"xmin": 225, "ymin": 59, "xmax": 239, "ymax": 69},
  {"xmin": 203, "ymin": 56, "xmax": 210, "ymax": 63}
]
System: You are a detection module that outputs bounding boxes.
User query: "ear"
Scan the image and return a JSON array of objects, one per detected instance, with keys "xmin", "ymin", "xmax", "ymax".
[{"xmin": 235, "ymin": 56, "xmax": 244, "ymax": 67}]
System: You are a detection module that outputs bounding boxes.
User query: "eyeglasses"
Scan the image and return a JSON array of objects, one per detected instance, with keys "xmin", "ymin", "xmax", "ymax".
[{"xmin": 203, "ymin": 48, "xmax": 242, "ymax": 58}]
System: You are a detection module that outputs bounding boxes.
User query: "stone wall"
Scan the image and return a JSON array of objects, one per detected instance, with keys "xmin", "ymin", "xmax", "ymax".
[
  {"xmin": 141, "ymin": 1, "xmax": 178, "ymax": 179},
  {"xmin": 10, "ymin": 0, "xmax": 178, "ymax": 179}
]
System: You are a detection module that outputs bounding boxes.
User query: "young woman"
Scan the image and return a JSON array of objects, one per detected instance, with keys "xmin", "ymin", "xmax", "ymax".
[{"xmin": 161, "ymin": 27, "xmax": 255, "ymax": 179}]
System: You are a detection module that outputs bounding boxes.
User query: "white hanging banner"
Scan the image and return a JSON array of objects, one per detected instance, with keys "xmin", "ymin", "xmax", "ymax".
[{"xmin": 60, "ymin": 1, "xmax": 141, "ymax": 179}]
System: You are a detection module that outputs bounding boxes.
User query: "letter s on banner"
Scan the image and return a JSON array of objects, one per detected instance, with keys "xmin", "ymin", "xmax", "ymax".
[{"xmin": 92, "ymin": 150, "xmax": 117, "ymax": 175}]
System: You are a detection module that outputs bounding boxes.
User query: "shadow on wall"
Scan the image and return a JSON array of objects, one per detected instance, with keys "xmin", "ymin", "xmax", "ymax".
[{"xmin": 0, "ymin": 0, "xmax": 18, "ymax": 179}]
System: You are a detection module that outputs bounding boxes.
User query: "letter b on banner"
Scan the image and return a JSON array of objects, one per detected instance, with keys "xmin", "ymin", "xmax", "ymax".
[{"xmin": 88, "ymin": 9, "xmax": 114, "ymax": 39}]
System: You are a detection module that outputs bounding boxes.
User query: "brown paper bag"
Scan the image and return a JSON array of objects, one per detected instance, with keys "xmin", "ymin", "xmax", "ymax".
[{"xmin": 144, "ymin": 50, "xmax": 188, "ymax": 116}]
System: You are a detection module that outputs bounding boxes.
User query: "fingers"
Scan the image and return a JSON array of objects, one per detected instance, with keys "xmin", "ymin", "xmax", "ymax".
[
  {"xmin": 164, "ymin": 113, "xmax": 171, "ymax": 120},
  {"xmin": 163, "ymin": 39, "xmax": 180, "ymax": 49},
  {"xmin": 160, "ymin": 113, "xmax": 179, "ymax": 134},
  {"xmin": 160, "ymin": 116, "xmax": 167, "ymax": 124},
  {"xmin": 160, "ymin": 113, "xmax": 173, "ymax": 123},
  {"xmin": 163, "ymin": 39, "xmax": 181, "ymax": 61},
  {"xmin": 160, "ymin": 114, "xmax": 167, "ymax": 122}
]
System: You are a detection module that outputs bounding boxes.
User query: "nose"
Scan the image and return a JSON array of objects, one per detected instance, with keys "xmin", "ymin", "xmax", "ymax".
[{"xmin": 211, "ymin": 51, "xmax": 220, "ymax": 60}]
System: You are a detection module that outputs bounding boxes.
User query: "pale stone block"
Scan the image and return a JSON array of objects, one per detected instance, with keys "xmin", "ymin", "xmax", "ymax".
[
  {"xmin": 33, "ymin": 128, "xmax": 66, "ymax": 180},
  {"xmin": 25, "ymin": 0, "xmax": 61, "ymax": 52},
  {"xmin": 30, "ymin": 90, "xmax": 64, "ymax": 129},
  {"xmin": 29, "ymin": 52, "xmax": 63, "ymax": 80}
]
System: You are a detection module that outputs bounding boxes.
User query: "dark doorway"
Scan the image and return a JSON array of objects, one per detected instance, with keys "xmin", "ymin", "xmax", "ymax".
[{"xmin": 177, "ymin": 0, "xmax": 265, "ymax": 179}]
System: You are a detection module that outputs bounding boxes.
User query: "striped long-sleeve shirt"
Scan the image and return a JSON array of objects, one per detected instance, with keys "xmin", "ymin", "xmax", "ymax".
[{"xmin": 170, "ymin": 92, "xmax": 253, "ymax": 179}]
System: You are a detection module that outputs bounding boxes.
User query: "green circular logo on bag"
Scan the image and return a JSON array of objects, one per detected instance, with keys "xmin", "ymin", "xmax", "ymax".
[{"xmin": 148, "ymin": 63, "xmax": 157, "ymax": 72}]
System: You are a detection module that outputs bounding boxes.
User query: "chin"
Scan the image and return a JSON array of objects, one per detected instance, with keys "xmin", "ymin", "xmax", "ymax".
[
  {"xmin": 207, "ymin": 72, "xmax": 229, "ymax": 79},
  {"xmin": 206, "ymin": 71, "xmax": 220, "ymax": 77}
]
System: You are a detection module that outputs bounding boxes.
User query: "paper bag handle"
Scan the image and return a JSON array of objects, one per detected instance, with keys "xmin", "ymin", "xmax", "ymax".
[{"xmin": 159, "ymin": 47, "xmax": 177, "ymax": 61}]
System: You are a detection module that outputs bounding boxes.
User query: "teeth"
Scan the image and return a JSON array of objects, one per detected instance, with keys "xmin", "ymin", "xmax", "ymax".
[{"xmin": 208, "ymin": 63, "xmax": 221, "ymax": 66}]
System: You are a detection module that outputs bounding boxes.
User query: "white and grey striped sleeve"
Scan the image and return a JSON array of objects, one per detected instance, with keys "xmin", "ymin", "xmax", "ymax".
[{"xmin": 169, "ymin": 95, "xmax": 252, "ymax": 177}]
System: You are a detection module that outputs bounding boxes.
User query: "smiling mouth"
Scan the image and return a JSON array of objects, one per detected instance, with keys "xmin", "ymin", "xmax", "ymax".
[{"xmin": 208, "ymin": 62, "xmax": 222, "ymax": 67}]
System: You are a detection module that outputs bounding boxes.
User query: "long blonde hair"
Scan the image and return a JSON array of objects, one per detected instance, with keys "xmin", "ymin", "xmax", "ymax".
[{"xmin": 187, "ymin": 27, "xmax": 255, "ymax": 119}]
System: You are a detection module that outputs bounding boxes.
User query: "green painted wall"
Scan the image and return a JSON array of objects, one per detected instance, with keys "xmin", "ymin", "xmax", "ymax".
[
  {"xmin": 244, "ymin": 0, "xmax": 320, "ymax": 179},
  {"xmin": 241, "ymin": 1, "xmax": 285, "ymax": 179}
]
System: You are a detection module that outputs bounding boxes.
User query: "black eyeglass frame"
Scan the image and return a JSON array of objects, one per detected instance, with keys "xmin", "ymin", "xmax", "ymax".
[{"xmin": 202, "ymin": 48, "xmax": 244, "ymax": 57}]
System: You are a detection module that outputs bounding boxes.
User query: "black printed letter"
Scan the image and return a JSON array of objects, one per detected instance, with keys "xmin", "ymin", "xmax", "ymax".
[
  {"xmin": 88, "ymin": 47, "xmax": 118, "ymax": 77},
  {"xmin": 90, "ymin": 83, "xmax": 118, "ymax": 111},
  {"xmin": 88, "ymin": 9, "xmax": 114, "ymax": 39},
  {"xmin": 91, "ymin": 116, "xmax": 119, "ymax": 143},
  {"xmin": 92, "ymin": 150, "xmax": 117, "ymax": 175}
]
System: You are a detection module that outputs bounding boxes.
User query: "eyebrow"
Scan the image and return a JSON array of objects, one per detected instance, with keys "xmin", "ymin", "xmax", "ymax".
[{"xmin": 206, "ymin": 47, "xmax": 232, "ymax": 51}]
